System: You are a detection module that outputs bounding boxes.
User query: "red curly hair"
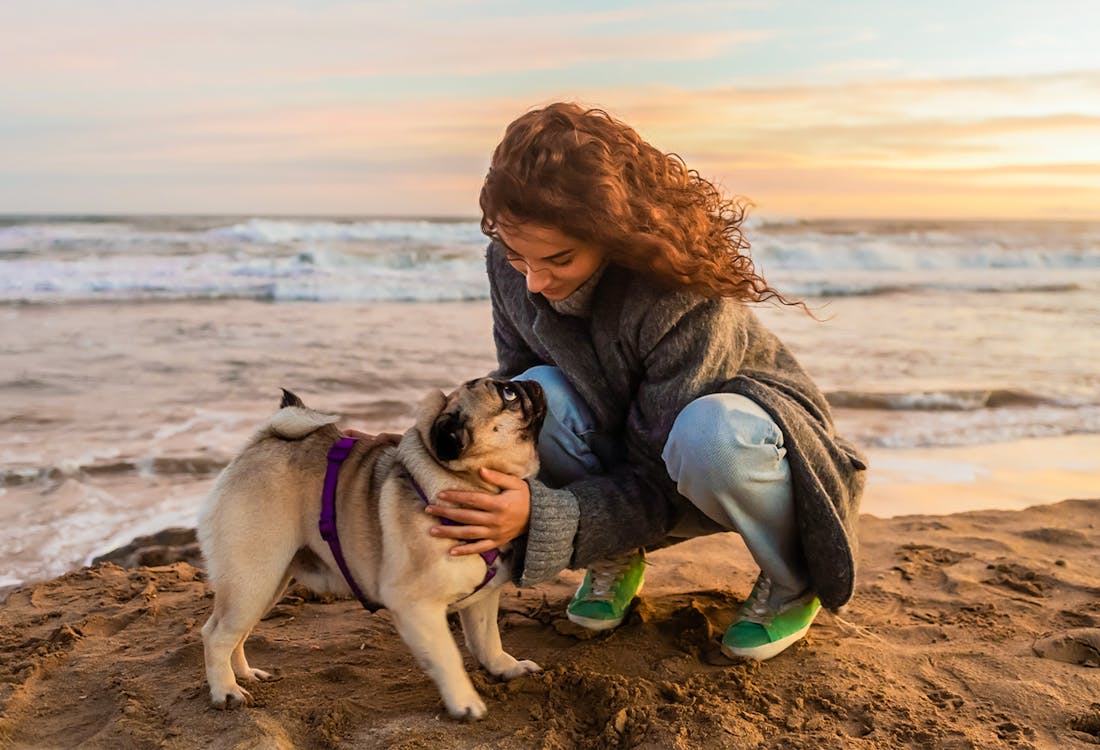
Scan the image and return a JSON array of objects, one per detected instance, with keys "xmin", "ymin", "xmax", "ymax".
[{"xmin": 480, "ymin": 102, "xmax": 799, "ymax": 306}]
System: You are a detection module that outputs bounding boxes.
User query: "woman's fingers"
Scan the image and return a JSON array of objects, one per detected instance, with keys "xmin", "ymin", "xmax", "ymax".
[
  {"xmin": 479, "ymin": 466, "xmax": 526, "ymax": 490},
  {"xmin": 435, "ymin": 490, "xmax": 500, "ymax": 510},
  {"xmin": 449, "ymin": 539, "xmax": 499, "ymax": 556},
  {"xmin": 427, "ymin": 512, "xmax": 503, "ymax": 556},
  {"xmin": 426, "ymin": 504, "xmax": 492, "ymax": 526}
]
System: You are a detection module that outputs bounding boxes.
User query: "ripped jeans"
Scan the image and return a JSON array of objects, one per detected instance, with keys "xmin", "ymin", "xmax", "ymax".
[{"xmin": 516, "ymin": 365, "xmax": 810, "ymax": 604}]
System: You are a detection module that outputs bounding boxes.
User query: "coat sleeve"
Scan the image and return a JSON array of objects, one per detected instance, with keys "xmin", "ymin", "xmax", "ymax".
[{"xmin": 517, "ymin": 292, "xmax": 753, "ymax": 586}]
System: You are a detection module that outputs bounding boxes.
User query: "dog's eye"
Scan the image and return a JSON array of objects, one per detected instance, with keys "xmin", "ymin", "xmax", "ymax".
[{"xmin": 501, "ymin": 385, "xmax": 519, "ymax": 402}]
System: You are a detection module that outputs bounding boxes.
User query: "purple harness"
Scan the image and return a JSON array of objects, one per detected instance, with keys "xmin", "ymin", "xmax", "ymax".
[{"xmin": 318, "ymin": 436, "xmax": 499, "ymax": 612}]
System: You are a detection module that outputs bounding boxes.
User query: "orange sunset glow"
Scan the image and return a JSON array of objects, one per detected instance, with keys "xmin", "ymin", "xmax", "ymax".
[{"xmin": 2, "ymin": 2, "xmax": 1097, "ymax": 220}]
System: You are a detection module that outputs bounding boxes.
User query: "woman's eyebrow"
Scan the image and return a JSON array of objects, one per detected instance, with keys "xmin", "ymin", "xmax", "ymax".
[{"xmin": 504, "ymin": 247, "xmax": 575, "ymax": 261}]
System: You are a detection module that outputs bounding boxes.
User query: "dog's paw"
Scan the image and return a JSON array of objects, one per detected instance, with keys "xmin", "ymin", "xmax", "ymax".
[
  {"xmin": 211, "ymin": 683, "xmax": 253, "ymax": 710},
  {"xmin": 484, "ymin": 654, "xmax": 542, "ymax": 680},
  {"xmin": 497, "ymin": 659, "xmax": 542, "ymax": 680},
  {"xmin": 238, "ymin": 667, "xmax": 280, "ymax": 683},
  {"xmin": 445, "ymin": 694, "xmax": 488, "ymax": 721}
]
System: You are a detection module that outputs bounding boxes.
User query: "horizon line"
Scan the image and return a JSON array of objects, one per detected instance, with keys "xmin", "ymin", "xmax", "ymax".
[{"xmin": 2, "ymin": 211, "xmax": 1099, "ymax": 225}]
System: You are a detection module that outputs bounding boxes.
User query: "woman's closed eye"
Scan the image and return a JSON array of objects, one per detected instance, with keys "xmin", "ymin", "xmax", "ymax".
[{"xmin": 507, "ymin": 253, "xmax": 573, "ymax": 269}]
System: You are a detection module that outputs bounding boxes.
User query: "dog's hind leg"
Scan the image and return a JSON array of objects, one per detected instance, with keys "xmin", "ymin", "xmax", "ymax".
[
  {"xmin": 229, "ymin": 570, "xmax": 292, "ymax": 683},
  {"xmin": 458, "ymin": 589, "xmax": 541, "ymax": 680},
  {"xmin": 202, "ymin": 553, "xmax": 294, "ymax": 709},
  {"xmin": 389, "ymin": 603, "xmax": 488, "ymax": 720}
]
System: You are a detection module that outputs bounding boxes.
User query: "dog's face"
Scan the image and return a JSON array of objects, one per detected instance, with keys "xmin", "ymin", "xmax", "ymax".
[{"xmin": 417, "ymin": 378, "xmax": 547, "ymax": 479}]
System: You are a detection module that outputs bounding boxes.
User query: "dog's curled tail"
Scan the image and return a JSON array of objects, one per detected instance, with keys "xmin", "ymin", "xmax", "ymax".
[{"xmin": 268, "ymin": 388, "xmax": 338, "ymax": 440}]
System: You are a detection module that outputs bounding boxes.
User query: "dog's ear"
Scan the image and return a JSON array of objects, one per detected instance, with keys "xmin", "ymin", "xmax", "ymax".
[
  {"xmin": 279, "ymin": 388, "xmax": 306, "ymax": 409},
  {"xmin": 429, "ymin": 411, "xmax": 468, "ymax": 462}
]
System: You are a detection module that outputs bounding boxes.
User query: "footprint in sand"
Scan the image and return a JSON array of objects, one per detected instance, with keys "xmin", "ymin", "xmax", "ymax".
[
  {"xmin": 1071, "ymin": 703, "xmax": 1100, "ymax": 740},
  {"xmin": 1018, "ymin": 527, "xmax": 1093, "ymax": 546},
  {"xmin": 984, "ymin": 562, "xmax": 1048, "ymax": 598},
  {"xmin": 1032, "ymin": 628, "xmax": 1100, "ymax": 667}
]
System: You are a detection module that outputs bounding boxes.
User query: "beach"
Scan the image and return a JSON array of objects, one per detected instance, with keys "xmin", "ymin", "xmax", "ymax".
[
  {"xmin": 1, "ymin": 499, "xmax": 1099, "ymax": 748},
  {"xmin": 1, "ymin": 216, "xmax": 1099, "ymax": 746}
]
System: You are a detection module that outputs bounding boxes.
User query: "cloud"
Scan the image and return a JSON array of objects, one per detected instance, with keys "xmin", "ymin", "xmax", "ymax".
[
  {"xmin": 0, "ymin": 3, "xmax": 775, "ymax": 101},
  {"xmin": 553, "ymin": 72, "xmax": 1100, "ymax": 218},
  {"xmin": 1, "ymin": 0, "xmax": 1097, "ymax": 223},
  {"xmin": 596, "ymin": 72, "xmax": 1100, "ymax": 168}
]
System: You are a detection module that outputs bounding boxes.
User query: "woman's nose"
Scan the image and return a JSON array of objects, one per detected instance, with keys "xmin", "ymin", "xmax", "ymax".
[{"xmin": 525, "ymin": 267, "xmax": 553, "ymax": 293}]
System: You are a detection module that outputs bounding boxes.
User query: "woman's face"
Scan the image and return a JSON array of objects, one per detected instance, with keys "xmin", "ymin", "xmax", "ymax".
[{"xmin": 496, "ymin": 223, "xmax": 606, "ymax": 301}]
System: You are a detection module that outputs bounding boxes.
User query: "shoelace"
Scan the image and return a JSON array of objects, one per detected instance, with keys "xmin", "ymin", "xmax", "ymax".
[
  {"xmin": 584, "ymin": 552, "xmax": 640, "ymax": 601},
  {"xmin": 585, "ymin": 560, "xmax": 627, "ymax": 601},
  {"xmin": 740, "ymin": 576, "xmax": 774, "ymax": 624}
]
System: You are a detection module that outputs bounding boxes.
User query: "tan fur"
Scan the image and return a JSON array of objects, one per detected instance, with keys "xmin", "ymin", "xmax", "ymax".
[{"xmin": 198, "ymin": 378, "xmax": 546, "ymax": 720}]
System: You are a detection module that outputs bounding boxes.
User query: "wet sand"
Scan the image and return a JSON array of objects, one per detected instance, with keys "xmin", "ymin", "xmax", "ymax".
[{"xmin": 862, "ymin": 435, "xmax": 1100, "ymax": 517}]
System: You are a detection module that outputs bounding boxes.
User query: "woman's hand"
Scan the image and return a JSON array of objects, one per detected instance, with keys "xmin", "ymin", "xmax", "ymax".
[{"xmin": 426, "ymin": 467, "xmax": 531, "ymax": 555}]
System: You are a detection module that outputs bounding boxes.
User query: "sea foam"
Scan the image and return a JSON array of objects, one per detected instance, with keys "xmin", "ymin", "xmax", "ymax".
[{"xmin": 2, "ymin": 216, "xmax": 1099, "ymax": 303}]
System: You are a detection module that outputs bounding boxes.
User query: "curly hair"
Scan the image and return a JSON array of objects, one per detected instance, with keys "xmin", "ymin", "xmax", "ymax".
[{"xmin": 480, "ymin": 102, "xmax": 800, "ymax": 306}]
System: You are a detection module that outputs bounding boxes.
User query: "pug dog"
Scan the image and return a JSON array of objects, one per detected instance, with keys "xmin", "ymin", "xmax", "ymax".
[{"xmin": 198, "ymin": 377, "xmax": 547, "ymax": 720}]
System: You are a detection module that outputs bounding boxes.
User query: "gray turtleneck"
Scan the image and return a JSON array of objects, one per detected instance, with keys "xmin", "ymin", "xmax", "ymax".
[{"xmin": 546, "ymin": 262, "xmax": 607, "ymax": 318}]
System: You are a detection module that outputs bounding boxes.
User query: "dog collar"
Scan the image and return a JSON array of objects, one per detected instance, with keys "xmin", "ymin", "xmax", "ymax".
[
  {"xmin": 319, "ymin": 436, "xmax": 382, "ymax": 612},
  {"xmin": 407, "ymin": 475, "xmax": 500, "ymax": 593}
]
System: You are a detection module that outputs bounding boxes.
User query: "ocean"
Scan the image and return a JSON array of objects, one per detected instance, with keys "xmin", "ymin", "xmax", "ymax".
[{"xmin": 2, "ymin": 215, "xmax": 1099, "ymax": 594}]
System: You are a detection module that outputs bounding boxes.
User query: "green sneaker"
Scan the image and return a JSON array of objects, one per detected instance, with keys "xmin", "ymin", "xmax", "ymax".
[
  {"xmin": 721, "ymin": 575, "xmax": 821, "ymax": 661},
  {"xmin": 566, "ymin": 549, "xmax": 646, "ymax": 631}
]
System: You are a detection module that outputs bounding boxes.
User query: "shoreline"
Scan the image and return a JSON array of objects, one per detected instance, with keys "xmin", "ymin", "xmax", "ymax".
[
  {"xmin": 2, "ymin": 432, "xmax": 1099, "ymax": 600},
  {"xmin": 861, "ymin": 433, "xmax": 1100, "ymax": 518}
]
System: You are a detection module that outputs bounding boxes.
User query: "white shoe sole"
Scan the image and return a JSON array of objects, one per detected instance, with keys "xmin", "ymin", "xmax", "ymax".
[
  {"xmin": 565, "ymin": 612, "xmax": 625, "ymax": 631},
  {"xmin": 720, "ymin": 620, "xmax": 813, "ymax": 661}
]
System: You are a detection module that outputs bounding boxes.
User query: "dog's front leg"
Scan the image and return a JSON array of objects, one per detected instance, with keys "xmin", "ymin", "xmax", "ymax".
[
  {"xmin": 459, "ymin": 588, "xmax": 541, "ymax": 680},
  {"xmin": 389, "ymin": 603, "xmax": 487, "ymax": 720}
]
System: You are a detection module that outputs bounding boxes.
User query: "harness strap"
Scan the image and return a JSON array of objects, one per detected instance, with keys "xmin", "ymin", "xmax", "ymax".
[{"xmin": 319, "ymin": 436, "xmax": 382, "ymax": 612}]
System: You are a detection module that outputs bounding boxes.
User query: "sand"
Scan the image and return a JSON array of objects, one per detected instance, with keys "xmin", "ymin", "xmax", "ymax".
[{"xmin": 2, "ymin": 499, "xmax": 1099, "ymax": 749}]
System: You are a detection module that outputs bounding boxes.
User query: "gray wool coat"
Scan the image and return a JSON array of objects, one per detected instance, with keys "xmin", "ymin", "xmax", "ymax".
[{"xmin": 486, "ymin": 243, "xmax": 867, "ymax": 609}]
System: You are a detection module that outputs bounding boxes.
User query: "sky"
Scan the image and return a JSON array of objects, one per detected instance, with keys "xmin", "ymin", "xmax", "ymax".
[{"xmin": 1, "ymin": 0, "xmax": 1098, "ymax": 220}]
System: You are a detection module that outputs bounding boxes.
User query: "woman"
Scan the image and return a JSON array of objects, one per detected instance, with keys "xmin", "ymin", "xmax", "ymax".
[{"xmin": 426, "ymin": 102, "xmax": 866, "ymax": 660}]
